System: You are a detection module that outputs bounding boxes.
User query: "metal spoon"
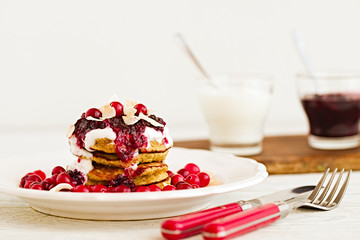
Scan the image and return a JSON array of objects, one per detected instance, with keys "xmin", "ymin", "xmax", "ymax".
[{"xmin": 174, "ymin": 33, "xmax": 218, "ymax": 88}]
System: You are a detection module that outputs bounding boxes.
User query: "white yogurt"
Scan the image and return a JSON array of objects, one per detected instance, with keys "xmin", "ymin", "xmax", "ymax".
[{"xmin": 198, "ymin": 77, "xmax": 272, "ymax": 155}]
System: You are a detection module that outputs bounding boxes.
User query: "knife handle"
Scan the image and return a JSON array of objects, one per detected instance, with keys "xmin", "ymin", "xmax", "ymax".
[
  {"xmin": 161, "ymin": 202, "xmax": 248, "ymax": 240},
  {"xmin": 202, "ymin": 203, "xmax": 289, "ymax": 240}
]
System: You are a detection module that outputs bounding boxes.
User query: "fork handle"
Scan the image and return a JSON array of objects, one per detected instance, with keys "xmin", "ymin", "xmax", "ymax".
[
  {"xmin": 161, "ymin": 202, "xmax": 251, "ymax": 240},
  {"xmin": 202, "ymin": 203, "xmax": 289, "ymax": 240}
]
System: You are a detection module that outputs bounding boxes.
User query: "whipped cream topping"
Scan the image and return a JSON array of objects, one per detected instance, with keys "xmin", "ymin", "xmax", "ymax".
[
  {"xmin": 144, "ymin": 126, "xmax": 173, "ymax": 148},
  {"xmin": 84, "ymin": 127, "xmax": 116, "ymax": 152},
  {"xmin": 69, "ymin": 135, "xmax": 93, "ymax": 158}
]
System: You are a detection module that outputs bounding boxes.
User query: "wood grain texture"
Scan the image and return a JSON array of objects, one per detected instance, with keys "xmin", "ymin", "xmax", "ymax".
[{"xmin": 175, "ymin": 135, "xmax": 360, "ymax": 174}]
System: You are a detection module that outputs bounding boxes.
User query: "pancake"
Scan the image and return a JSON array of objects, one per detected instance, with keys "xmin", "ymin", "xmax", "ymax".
[
  {"xmin": 87, "ymin": 162, "xmax": 169, "ymax": 186},
  {"xmin": 90, "ymin": 139, "xmax": 169, "ymax": 154},
  {"xmin": 80, "ymin": 149, "xmax": 170, "ymax": 168}
]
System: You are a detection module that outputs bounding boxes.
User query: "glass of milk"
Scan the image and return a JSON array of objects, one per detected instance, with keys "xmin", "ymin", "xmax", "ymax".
[{"xmin": 198, "ymin": 74, "xmax": 273, "ymax": 156}]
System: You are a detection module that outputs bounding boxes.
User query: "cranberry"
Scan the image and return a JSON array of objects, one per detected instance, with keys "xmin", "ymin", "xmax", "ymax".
[
  {"xmin": 185, "ymin": 174, "xmax": 200, "ymax": 186},
  {"xmin": 50, "ymin": 174, "xmax": 59, "ymax": 184},
  {"xmin": 198, "ymin": 172, "xmax": 210, "ymax": 187},
  {"xmin": 40, "ymin": 181, "xmax": 52, "ymax": 190},
  {"xmin": 85, "ymin": 108, "xmax": 102, "ymax": 119},
  {"xmin": 134, "ymin": 186, "xmax": 150, "ymax": 192},
  {"xmin": 26, "ymin": 174, "xmax": 42, "ymax": 183},
  {"xmin": 177, "ymin": 168, "xmax": 190, "ymax": 178},
  {"xmin": 30, "ymin": 183, "xmax": 44, "ymax": 190},
  {"xmin": 176, "ymin": 182, "xmax": 193, "ymax": 190},
  {"xmin": 148, "ymin": 185, "xmax": 162, "ymax": 192},
  {"xmin": 33, "ymin": 170, "xmax": 46, "ymax": 181},
  {"xmin": 91, "ymin": 184, "xmax": 108, "ymax": 192},
  {"xmin": 48, "ymin": 184, "xmax": 56, "ymax": 190},
  {"xmin": 162, "ymin": 185, "xmax": 177, "ymax": 191},
  {"xmin": 52, "ymin": 166, "xmax": 65, "ymax": 175},
  {"xmin": 44, "ymin": 177, "xmax": 54, "ymax": 184},
  {"xmin": 134, "ymin": 103, "xmax": 147, "ymax": 116},
  {"xmin": 110, "ymin": 101, "xmax": 124, "ymax": 117},
  {"xmin": 23, "ymin": 181, "xmax": 35, "ymax": 189},
  {"xmin": 166, "ymin": 170, "xmax": 175, "ymax": 178},
  {"xmin": 114, "ymin": 185, "xmax": 132, "ymax": 192},
  {"xmin": 20, "ymin": 173, "xmax": 33, "ymax": 187},
  {"xmin": 171, "ymin": 174, "xmax": 184, "ymax": 186},
  {"xmin": 72, "ymin": 185, "xmax": 90, "ymax": 193},
  {"xmin": 192, "ymin": 184, "xmax": 200, "ymax": 189},
  {"xmin": 184, "ymin": 163, "xmax": 201, "ymax": 175},
  {"xmin": 56, "ymin": 172, "xmax": 73, "ymax": 185}
]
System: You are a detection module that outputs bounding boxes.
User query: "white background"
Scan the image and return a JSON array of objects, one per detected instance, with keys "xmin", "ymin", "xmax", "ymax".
[{"xmin": 1, "ymin": 0, "xmax": 360, "ymax": 140}]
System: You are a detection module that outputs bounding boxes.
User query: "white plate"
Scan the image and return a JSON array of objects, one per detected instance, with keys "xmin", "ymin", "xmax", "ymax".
[{"xmin": 0, "ymin": 147, "xmax": 267, "ymax": 220}]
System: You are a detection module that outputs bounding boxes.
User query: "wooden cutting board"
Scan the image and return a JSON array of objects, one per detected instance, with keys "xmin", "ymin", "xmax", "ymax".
[{"xmin": 174, "ymin": 135, "xmax": 360, "ymax": 174}]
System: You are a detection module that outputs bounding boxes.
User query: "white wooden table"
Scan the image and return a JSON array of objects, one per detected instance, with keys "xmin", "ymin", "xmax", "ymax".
[{"xmin": 0, "ymin": 132, "xmax": 359, "ymax": 240}]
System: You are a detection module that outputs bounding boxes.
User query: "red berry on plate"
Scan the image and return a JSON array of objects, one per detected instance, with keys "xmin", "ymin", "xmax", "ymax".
[
  {"xmin": 162, "ymin": 185, "xmax": 177, "ymax": 191},
  {"xmin": 40, "ymin": 181, "xmax": 52, "ymax": 190},
  {"xmin": 177, "ymin": 168, "xmax": 190, "ymax": 178},
  {"xmin": 56, "ymin": 172, "xmax": 73, "ymax": 185},
  {"xmin": 52, "ymin": 166, "xmax": 65, "ymax": 175},
  {"xmin": 33, "ymin": 170, "xmax": 46, "ymax": 181},
  {"xmin": 185, "ymin": 174, "xmax": 200, "ymax": 186},
  {"xmin": 91, "ymin": 184, "xmax": 108, "ymax": 192},
  {"xmin": 148, "ymin": 185, "xmax": 162, "ymax": 192},
  {"xmin": 184, "ymin": 163, "xmax": 200, "ymax": 175},
  {"xmin": 114, "ymin": 185, "xmax": 132, "ymax": 193},
  {"xmin": 44, "ymin": 177, "xmax": 54, "ymax": 184},
  {"xmin": 134, "ymin": 186, "xmax": 150, "ymax": 192},
  {"xmin": 26, "ymin": 174, "xmax": 42, "ymax": 183},
  {"xmin": 176, "ymin": 182, "xmax": 193, "ymax": 190},
  {"xmin": 134, "ymin": 103, "xmax": 147, "ymax": 116},
  {"xmin": 191, "ymin": 184, "xmax": 200, "ymax": 189},
  {"xmin": 171, "ymin": 174, "xmax": 184, "ymax": 186},
  {"xmin": 20, "ymin": 173, "xmax": 33, "ymax": 187},
  {"xmin": 167, "ymin": 170, "xmax": 175, "ymax": 178},
  {"xmin": 72, "ymin": 185, "xmax": 90, "ymax": 193},
  {"xmin": 110, "ymin": 101, "xmax": 124, "ymax": 117},
  {"xmin": 23, "ymin": 181, "xmax": 35, "ymax": 189},
  {"xmin": 30, "ymin": 183, "xmax": 44, "ymax": 190},
  {"xmin": 85, "ymin": 108, "xmax": 102, "ymax": 119},
  {"xmin": 198, "ymin": 172, "xmax": 210, "ymax": 187}
]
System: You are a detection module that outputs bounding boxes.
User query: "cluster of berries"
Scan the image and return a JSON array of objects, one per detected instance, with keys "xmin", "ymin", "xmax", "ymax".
[{"xmin": 19, "ymin": 163, "xmax": 210, "ymax": 193}]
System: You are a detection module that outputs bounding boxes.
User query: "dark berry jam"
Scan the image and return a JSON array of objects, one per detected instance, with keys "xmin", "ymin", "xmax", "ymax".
[
  {"xmin": 109, "ymin": 175, "xmax": 136, "ymax": 189},
  {"xmin": 302, "ymin": 93, "xmax": 360, "ymax": 137},
  {"xmin": 73, "ymin": 114, "xmax": 165, "ymax": 161},
  {"xmin": 67, "ymin": 169, "xmax": 86, "ymax": 186},
  {"xmin": 123, "ymin": 165, "xmax": 146, "ymax": 178}
]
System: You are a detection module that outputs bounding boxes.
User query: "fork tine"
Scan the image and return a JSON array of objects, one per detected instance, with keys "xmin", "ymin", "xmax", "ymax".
[
  {"xmin": 308, "ymin": 168, "xmax": 329, "ymax": 201},
  {"xmin": 331, "ymin": 170, "xmax": 351, "ymax": 206},
  {"xmin": 317, "ymin": 168, "xmax": 337, "ymax": 204},
  {"xmin": 322, "ymin": 169, "xmax": 344, "ymax": 205}
]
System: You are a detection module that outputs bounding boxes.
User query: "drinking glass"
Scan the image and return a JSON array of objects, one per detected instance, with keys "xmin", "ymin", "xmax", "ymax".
[
  {"xmin": 198, "ymin": 74, "xmax": 273, "ymax": 156},
  {"xmin": 298, "ymin": 71, "xmax": 360, "ymax": 150}
]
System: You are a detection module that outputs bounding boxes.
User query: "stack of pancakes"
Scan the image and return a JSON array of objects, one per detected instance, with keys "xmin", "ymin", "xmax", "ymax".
[
  {"xmin": 67, "ymin": 100, "xmax": 173, "ymax": 189},
  {"xmin": 83, "ymin": 139, "xmax": 172, "ymax": 188}
]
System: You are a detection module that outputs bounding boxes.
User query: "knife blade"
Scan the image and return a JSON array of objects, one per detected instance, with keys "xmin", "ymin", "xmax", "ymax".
[
  {"xmin": 202, "ymin": 188, "xmax": 314, "ymax": 240},
  {"xmin": 161, "ymin": 185, "xmax": 315, "ymax": 240}
]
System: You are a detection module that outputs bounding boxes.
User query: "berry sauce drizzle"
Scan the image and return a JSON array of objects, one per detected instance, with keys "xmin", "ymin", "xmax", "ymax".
[{"xmin": 73, "ymin": 115, "xmax": 165, "ymax": 162}]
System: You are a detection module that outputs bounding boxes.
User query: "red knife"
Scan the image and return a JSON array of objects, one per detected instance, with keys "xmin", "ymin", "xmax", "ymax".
[{"xmin": 161, "ymin": 185, "xmax": 315, "ymax": 240}]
